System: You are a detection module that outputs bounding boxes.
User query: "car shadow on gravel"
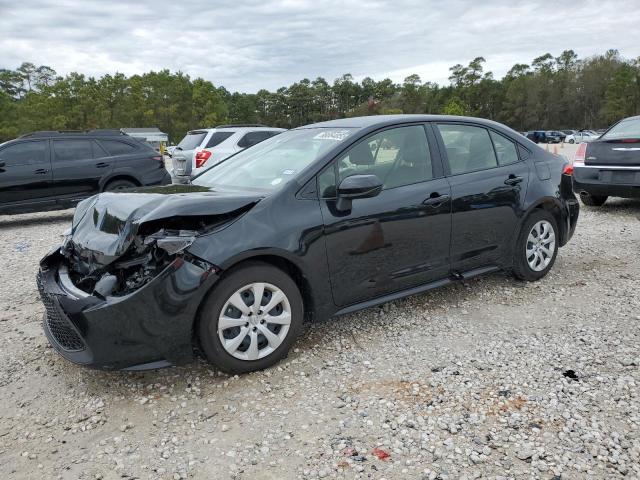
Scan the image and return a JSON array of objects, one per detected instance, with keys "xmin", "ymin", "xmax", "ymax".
[
  {"xmin": 582, "ymin": 197, "xmax": 640, "ymax": 215},
  {"xmin": 0, "ymin": 211, "xmax": 74, "ymax": 229}
]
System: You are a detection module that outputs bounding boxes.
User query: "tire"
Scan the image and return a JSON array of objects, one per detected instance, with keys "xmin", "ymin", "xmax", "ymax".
[
  {"xmin": 512, "ymin": 210, "xmax": 559, "ymax": 281},
  {"xmin": 569, "ymin": 139, "xmax": 575, "ymax": 144},
  {"xmin": 104, "ymin": 178, "xmax": 137, "ymax": 191},
  {"xmin": 198, "ymin": 261, "xmax": 303, "ymax": 374},
  {"xmin": 580, "ymin": 192, "xmax": 608, "ymax": 207}
]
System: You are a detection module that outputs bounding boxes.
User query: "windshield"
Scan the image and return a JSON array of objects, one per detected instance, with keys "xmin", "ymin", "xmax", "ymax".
[
  {"xmin": 177, "ymin": 131, "xmax": 208, "ymax": 150},
  {"xmin": 601, "ymin": 118, "xmax": 640, "ymax": 140},
  {"xmin": 193, "ymin": 128, "xmax": 354, "ymax": 191}
]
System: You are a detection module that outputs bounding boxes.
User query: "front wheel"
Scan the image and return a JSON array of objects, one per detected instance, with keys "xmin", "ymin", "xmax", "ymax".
[
  {"xmin": 580, "ymin": 192, "xmax": 608, "ymax": 207},
  {"xmin": 198, "ymin": 261, "xmax": 303, "ymax": 374},
  {"xmin": 569, "ymin": 139, "xmax": 575, "ymax": 144},
  {"xmin": 512, "ymin": 211, "xmax": 559, "ymax": 281}
]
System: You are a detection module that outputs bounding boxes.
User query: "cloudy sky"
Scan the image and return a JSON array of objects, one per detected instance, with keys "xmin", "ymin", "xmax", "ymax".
[{"xmin": 1, "ymin": 0, "xmax": 639, "ymax": 92}]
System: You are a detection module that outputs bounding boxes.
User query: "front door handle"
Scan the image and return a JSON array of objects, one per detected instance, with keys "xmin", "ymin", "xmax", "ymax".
[
  {"xmin": 504, "ymin": 175, "xmax": 523, "ymax": 186},
  {"xmin": 423, "ymin": 193, "xmax": 450, "ymax": 207},
  {"xmin": 96, "ymin": 162, "xmax": 110, "ymax": 168},
  {"xmin": 34, "ymin": 168, "xmax": 49, "ymax": 175}
]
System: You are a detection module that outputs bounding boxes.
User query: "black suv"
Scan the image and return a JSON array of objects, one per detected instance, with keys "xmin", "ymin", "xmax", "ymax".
[{"xmin": 0, "ymin": 130, "xmax": 170, "ymax": 214}]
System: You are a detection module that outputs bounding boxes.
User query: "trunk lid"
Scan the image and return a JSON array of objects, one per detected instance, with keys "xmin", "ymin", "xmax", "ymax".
[{"xmin": 585, "ymin": 140, "xmax": 640, "ymax": 166}]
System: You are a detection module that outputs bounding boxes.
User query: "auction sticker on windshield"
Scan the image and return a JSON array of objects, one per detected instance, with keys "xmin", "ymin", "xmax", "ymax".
[{"xmin": 313, "ymin": 130, "xmax": 351, "ymax": 141}]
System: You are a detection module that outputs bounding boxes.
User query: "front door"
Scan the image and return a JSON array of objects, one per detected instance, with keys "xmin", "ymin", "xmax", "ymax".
[
  {"xmin": 434, "ymin": 123, "xmax": 530, "ymax": 272},
  {"xmin": 0, "ymin": 139, "xmax": 53, "ymax": 208},
  {"xmin": 319, "ymin": 124, "xmax": 452, "ymax": 307}
]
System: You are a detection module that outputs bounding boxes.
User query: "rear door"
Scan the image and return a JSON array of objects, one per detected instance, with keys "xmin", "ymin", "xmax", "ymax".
[
  {"xmin": 51, "ymin": 138, "xmax": 111, "ymax": 198},
  {"xmin": 435, "ymin": 123, "xmax": 530, "ymax": 273},
  {"xmin": 0, "ymin": 139, "xmax": 53, "ymax": 207},
  {"xmin": 202, "ymin": 130, "xmax": 236, "ymax": 166}
]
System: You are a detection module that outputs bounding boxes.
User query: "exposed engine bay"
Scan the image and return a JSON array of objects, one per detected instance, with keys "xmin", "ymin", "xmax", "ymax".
[{"xmin": 57, "ymin": 188, "xmax": 261, "ymax": 298}]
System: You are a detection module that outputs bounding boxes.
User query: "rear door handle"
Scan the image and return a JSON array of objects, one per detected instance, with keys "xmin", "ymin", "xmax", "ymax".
[
  {"xmin": 423, "ymin": 193, "xmax": 450, "ymax": 207},
  {"xmin": 504, "ymin": 175, "xmax": 523, "ymax": 186},
  {"xmin": 34, "ymin": 168, "xmax": 49, "ymax": 175},
  {"xmin": 96, "ymin": 162, "xmax": 110, "ymax": 168}
]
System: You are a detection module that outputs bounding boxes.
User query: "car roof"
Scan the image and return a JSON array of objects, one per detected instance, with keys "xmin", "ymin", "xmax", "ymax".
[
  {"xmin": 297, "ymin": 114, "xmax": 516, "ymax": 132},
  {"xmin": 17, "ymin": 129, "xmax": 127, "ymax": 139},
  {"xmin": 188, "ymin": 126, "xmax": 285, "ymax": 134}
]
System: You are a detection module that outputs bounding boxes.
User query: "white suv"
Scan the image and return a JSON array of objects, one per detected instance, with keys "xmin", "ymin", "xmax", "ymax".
[{"xmin": 171, "ymin": 125, "xmax": 285, "ymax": 180}]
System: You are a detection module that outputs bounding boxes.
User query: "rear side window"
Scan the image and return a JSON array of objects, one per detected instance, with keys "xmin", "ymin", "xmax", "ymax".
[
  {"xmin": 437, "ymin": 124, "xmax": 498, "ymax": 175},
  {"xmin": 177, "ymin": 131, "xmax": 207, "ymax": 150},
  {"xmin": 601, "ymin": 117, "xmax": 640, "ymax": 140},
  {"xmin": 98, "ymin": 140, "xmax": 137, "ymax": 156},
  {"xmin": 238, "ymin": 131, "xmax": 279, "ymax": 149},
  {"xmin": 53, "ymin": 140, "xmax": 94, "ymax": 161},
  {"xmin": 206, "ymin": 131, "xmax": 235, "ymax": 148},
  {"xmin": 0, "ymin": 141, "xmax": 47, "ymax": 166},
  {"xmin": 489, "ymin": 131, "xmax": 519, "ymax": 166}
]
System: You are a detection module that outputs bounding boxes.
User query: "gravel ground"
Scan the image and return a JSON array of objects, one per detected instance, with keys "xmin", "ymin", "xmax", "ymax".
[{"xmin": 1, "ymin": 191, "xmax": 639, "ymax": 479}]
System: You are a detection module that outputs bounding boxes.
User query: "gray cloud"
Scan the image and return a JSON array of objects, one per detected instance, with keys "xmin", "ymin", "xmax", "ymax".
[{"xmin": 1, "ymin": 0, "xmax": 639, "ymax": 92}]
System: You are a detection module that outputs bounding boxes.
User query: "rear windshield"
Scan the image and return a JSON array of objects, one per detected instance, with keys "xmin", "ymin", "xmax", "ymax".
[
  {"xmin": 601, "ymin": 118, "xmax": 640, "ymax": 140},
  {"xmin": 177, "ymin": 131, "xmax": 208, "ymax": 150},
  {"xmin": 206, "ymin": 131, "xmax": 235, "ymax": 148}
]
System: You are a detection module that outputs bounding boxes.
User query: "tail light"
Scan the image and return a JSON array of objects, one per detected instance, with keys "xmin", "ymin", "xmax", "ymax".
[
  {"xmin": 151, "ymin": 155, "xmax": 163, "ymax": 161},
  {"xmin": 563, "ymin": 142, "xmax": 588, "ymax": 176},
  {"xmin": 195, "ymin": 150, "xmax": 212, "ymax": 168}
]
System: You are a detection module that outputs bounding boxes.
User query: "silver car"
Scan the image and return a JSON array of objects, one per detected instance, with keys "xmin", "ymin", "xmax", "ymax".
[{"xmin": 171, "ymin": 125, "xmax": 285, "ymax": 181}]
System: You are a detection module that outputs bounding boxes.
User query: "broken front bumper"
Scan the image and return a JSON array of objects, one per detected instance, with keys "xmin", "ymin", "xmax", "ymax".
[{"xmin": 37, "ymin": 250, "xmax": 219, "ymax": 370}]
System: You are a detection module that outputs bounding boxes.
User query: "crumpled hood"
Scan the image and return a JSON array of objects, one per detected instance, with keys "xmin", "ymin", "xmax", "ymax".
[{"xmin": 68, "ymin": 184, "xmax": 263, "ymax": 269}]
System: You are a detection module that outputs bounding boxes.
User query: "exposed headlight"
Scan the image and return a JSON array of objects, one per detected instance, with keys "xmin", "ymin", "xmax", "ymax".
[{"xmin": 145, "ymin": 229, "xmax": 197, "ymax": 255}]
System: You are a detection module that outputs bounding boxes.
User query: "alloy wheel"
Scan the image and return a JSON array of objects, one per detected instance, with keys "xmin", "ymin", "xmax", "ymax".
[
  {"xmin": 526, "ymin": 220, "xmax": 556, "ymax": 272},
  {"xmin": 217, "ymin": 282, "xmax": 291, "ymax": 361}
]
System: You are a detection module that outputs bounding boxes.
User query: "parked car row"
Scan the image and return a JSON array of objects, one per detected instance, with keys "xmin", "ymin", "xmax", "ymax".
[
  {"xmin": 523, "ymin": 129, "xmax": 603, "ymax": 144},
  {"xmin": 2, "ymin": 113, "xmax": 636, "ymax": 374}
]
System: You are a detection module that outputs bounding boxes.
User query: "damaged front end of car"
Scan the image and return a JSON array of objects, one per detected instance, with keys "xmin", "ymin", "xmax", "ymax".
[{"xmin": 38, "ymin": 187, "xmax": 262, "ymax": 370}]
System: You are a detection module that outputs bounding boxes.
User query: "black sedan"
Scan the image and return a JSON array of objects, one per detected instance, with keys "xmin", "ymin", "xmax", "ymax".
[
  {"xmin": 37, "ymin": 115, "xmax": 579, "ymax": 373},
  {"xmin": 570, "ymin": 115, "xmax": 640, "ymax": 206}
]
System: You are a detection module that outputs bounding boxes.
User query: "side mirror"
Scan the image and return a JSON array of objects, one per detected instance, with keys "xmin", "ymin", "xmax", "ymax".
[{"xmin": 336, "ymin": 174, "xmax": 383, "ymax": 211}]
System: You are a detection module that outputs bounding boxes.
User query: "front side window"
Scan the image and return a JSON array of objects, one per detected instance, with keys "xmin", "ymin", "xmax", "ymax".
[
  {"xmin": 437, "ymin": 124, "xmax": 498, "ymax": 174},
  {"xmin": 0, "ymin": 140, "xmax": 47, "ymax": 166},
  {"xmin": 193, "ymin": 128, "xmax": 354, "ymax": 192},
  {"xmin": 53, "ymin": 140, "xmax": 94, "ymax": 161},
  {"xmin": 336, "ymin": 125, "xmax": 433, "ymax": 190},
  {"xmin": 490, "ymin": 131, "xmax": 519, "ymax": 166}
]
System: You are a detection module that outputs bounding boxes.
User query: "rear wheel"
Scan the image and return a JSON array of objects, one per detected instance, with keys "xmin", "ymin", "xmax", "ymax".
[
  {"xmin": 568, "ymin": 139, "xmax": 575, "ymax": 144},
  {"xmin": 580, "ymin": 192, "xmax": 608, "ymax": 207},
  {"xmin": 104, "ymin": 178, "xmax": 137, "ymax": 191},
  {"xmin": 198, "ymin": 261, "xmax": 303, "ymax": 374},
  {"xmin": 512, "ymin": 210, "xmax": 559, "ymax": 281}
]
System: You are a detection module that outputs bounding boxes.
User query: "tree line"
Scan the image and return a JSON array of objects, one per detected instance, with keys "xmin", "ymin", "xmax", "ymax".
[{"xmin": 0, "ymin": 49, "xmax": 638, "ymax": 143}]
